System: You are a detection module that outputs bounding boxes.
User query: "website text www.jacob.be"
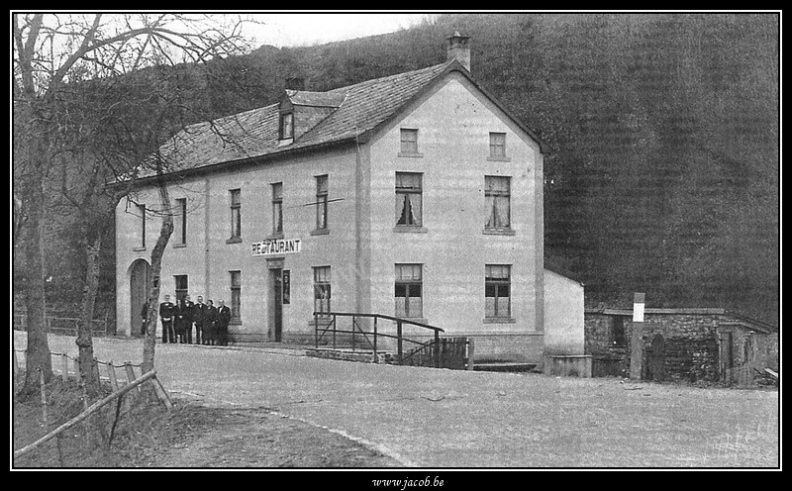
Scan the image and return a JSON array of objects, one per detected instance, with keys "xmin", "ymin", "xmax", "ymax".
[{"xmin": 372, "ymin": 477, "xmax": 444, "ymax": 490}]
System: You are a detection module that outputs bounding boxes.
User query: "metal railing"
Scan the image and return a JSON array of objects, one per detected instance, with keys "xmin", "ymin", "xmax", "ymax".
[
  {"xmin": 14, "ymin": 314, "xmax": 108, "ymax": 337},
  {"xmin": 313, "ymin": 312, "xmax": 445, "ymax": 367}
]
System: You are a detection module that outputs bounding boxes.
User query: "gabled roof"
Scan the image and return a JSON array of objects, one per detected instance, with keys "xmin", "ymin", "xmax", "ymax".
[{"xmin": 145, "ymin": 59, "xmax": 545, "ymax": 179}]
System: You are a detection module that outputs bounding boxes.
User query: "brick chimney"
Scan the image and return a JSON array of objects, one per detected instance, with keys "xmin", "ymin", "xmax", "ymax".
[
  {"xmin": 446, "ymin": 32, "xmax": 471, "ymax": 72},
  {"xmin": 285, "ymin": 77, "xmax": 305, "ymax": 91}
]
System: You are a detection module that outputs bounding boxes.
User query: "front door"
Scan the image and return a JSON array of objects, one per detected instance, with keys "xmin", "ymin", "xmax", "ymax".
[{"xmin": 271, "ymin": 268, "xmax": 283, "ymax": 342}]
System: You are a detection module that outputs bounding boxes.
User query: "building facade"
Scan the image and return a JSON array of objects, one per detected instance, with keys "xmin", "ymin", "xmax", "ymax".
[{"xmin": 115, "ymin": 34, "xmax": 584, "ymax": 364}]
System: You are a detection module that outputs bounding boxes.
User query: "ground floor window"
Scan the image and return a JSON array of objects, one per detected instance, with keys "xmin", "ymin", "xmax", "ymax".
[
  {"xmin": 230, "ymin": 271, "xmax": 241, "ymax": 322},
  {"xmin": 174, "ymin": 275, "xmax": 188, "ymax": 303},
  {"xmin": 395, "ymin": 264, "xmax": 423, "ymax": 318},
  {"xmin": 485, "ymin": 265, "xmax": 510, "ymax": 319},
  {"xmin": 313, "ymin": 266, "xmax": 331, "ymax": 316}
]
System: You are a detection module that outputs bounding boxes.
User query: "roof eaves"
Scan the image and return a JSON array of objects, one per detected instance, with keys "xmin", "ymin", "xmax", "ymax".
[{"xmin": 119, "ymin": 135, "xmax": 359, "ymax": 190}]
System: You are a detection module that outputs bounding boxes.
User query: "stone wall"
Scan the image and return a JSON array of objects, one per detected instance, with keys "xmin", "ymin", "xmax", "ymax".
[{"xmin": 585, "ymin": 310, "xmax": 778, "ymax": 384}]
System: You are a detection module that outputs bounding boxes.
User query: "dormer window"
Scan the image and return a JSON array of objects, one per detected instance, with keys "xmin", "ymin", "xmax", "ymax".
[{"xmin": 280, "ymin": 112, "xmax": 294, "ymax": 141}]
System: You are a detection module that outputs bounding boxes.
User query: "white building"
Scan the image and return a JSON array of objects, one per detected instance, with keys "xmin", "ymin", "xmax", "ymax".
[{"xmin": 115, "ymin": 34, "xmax": 585, "ymax": 367}]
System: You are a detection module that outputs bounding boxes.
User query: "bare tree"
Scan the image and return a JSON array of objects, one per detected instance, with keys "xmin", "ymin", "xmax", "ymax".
[{"xmin": 13, "ymin": 13, "xmax": 253, "ymax": 395}]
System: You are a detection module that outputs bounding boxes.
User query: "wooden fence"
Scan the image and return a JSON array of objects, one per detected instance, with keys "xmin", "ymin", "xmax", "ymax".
[
  {"xmin": 13, "ymin": 349, "xmax": 171, "ymax": 407},
  {"xmin": 402, "ymin": 337, "xmax": 474, "ymax": 370},
  {"xmin": 13, "ymin": 348, "xmax": 173, "ymax": 464}
]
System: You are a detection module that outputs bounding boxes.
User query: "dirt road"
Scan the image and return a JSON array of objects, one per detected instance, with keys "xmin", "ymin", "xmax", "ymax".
[{"xmin": 15, "ymin": 332, "xmax": 779, "ymax": 468}]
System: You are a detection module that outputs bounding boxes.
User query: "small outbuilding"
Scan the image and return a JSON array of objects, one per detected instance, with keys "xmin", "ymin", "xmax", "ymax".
[{"xmin": 585, "ymin": 308, "xmax": 778, "ymax": 384}]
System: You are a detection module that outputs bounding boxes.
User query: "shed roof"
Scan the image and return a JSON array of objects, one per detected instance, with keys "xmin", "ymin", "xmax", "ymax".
[{"xmin": 585, "ymin": 308, "xmax": 778, "ymax": 333}]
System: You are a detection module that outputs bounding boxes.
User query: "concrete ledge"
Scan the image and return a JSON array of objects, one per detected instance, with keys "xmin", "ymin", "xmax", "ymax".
[
  {"xmin": 544, "ymin": 354, "xmax": 592, "ymax": 378},
  {"xmin": 305, "ymin": 347, "xmax": 393, "ymax": 364}
]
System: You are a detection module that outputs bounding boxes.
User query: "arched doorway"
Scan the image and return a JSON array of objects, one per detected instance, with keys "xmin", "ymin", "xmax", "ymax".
[{"xmin": 129, "ymin": 259, "xmax": 150, "ymax": 337}]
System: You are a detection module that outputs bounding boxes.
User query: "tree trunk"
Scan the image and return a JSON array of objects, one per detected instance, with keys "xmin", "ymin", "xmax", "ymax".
[
  {"xmin": 76, "ymin": 227, "xmax": 102, "ymax": 393},
  {"xmin": 20, "ymin": 133, "xmax": 52, "ymax": 396},
  {"xmin": 142, "ymin": 177, "xmax": 173, "ymax": 373}
]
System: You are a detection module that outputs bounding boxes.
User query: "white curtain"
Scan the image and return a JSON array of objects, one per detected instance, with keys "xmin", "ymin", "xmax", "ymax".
[{"xmin": 396, "ymin": 193, "xmax": 421, "ymax": 226}]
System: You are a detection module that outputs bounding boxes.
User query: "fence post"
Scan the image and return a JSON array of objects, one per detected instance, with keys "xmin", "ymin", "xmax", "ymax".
[
  {"xmin": 92, "ymin": 358, "xmax": 100, "ymax": 383},
  {"xmin": 314, "ymin": 314, "xmax": 318, "ymax": 348},
  {"xmin": 150, "ymin": 374, "xmax": 173, "ymax": 410},
  {"xmin": 73, "ymin": 358, "xmax": 82, "ymax": 383},
  {"xmin": 373, "ymin": 317, "xmax": 378, "ymax": 363},
  {"xmin": 61, "ymin": 354, "xmax": 70, "ymax": 381},
  {"xmin": 397, "ymin": 320, "xmax": 403, "ymax": 364},
  {"xmin": 467, "ymin": 338, "xmax": 475, "ymax": 371},
  {"xmin": 124, "ymin": 363, "xmax": 139, "ymax": 393},
  {"xmin": 352, "ymin": 316, "xmax": 356, "ymax": 351},
  {"xmin": 107, "ymin": 361, "xmax": 119, "ymax": 390},
  {"xmin": 332, "ymin": 315, "xmax": 337, "ymax": 349},
  {"xmin": 39, "ymin": 368, "xmax": 64, "ymax": 466},
  {"xmin": 434, "ymin": 330, "xmax": 441, "ymax": 368}
]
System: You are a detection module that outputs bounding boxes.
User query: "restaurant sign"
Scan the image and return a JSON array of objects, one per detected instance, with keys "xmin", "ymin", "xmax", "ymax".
[{"xmin": 251, "ymin": 238, "xmax": 302, "ymax": 256}]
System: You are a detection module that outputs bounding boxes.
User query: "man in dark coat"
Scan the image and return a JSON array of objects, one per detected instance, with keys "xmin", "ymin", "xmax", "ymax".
[
  {"xmin": 182, "ymin": 295, "xmax": 195, "ymax": 343},
  {"xmin": 192, "ymin": 296, "xmax": 208, "ymax": 345},
  {"xmin": 159, "ymin": 295, "xmax": 176, "ymax": 343},
  {"xmin": 174, "ymin": 296, "xmax": 192, "ymax": 344},
  {"xmin": 215, "ymin": 300, "xmax": 232, "ymax": 347},
  {"xmin": 204, "ymin": 300, "xmax": 218, "ymax": 345}
]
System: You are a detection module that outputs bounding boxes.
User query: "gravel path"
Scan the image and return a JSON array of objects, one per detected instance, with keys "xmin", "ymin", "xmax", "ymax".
[{"xmin": 15, "ymin": 332, "xmax": 779, "ymax": 468}]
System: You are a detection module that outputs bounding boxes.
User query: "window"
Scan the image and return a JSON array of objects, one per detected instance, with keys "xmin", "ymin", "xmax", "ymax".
[
  {"xmin": 230, "ymin": 271, "xmax": 241, "ymax": 322},
  {"xmin": 489, "ymin": 132, "xmax": 506, "ymax": 158},
  {"xmin": 400, "ymin": 128, "xmax": 419, "ymax": 154},
  {"xmin": 395, "ymin": 264, "xmax": 423, "ymax": 318},
  {"xmin": 174, "ymin": 275, "xmax": 188, "ymax": 303},
  {"xmin": 230, "ymin": 189, "xmax": 241, "ymax": 240},
  {"xmin": 174, "ymin": 198, "xmax": 187, "ymax": 245},
  {"xmin": 280, "ymin": 112, "xmax": 294, "ymax": 140},
  {"xmin": 313, "ymin": 267, "xmax": 331, "ymax": 316},
  {"xmin": 272, "ymin": 183, "xmax": 283, "ymax": 235},
  {"xmin": 484, "ymin": 176, "xmax": 511, "ymax": 230},
  {"xmin": 315, "ymin": 175, "xmax": 328, "ymax": 231},
  {"xmin": 137, "ymin": 204, "xmax": 146, "ymax": 249},
  {"xmin": 485, "ymin": 265, "xmax": 511, "ymax": 319},
  {"xmin": 395, "ymin": 172, "xmax": 422, "ymax": 227}
]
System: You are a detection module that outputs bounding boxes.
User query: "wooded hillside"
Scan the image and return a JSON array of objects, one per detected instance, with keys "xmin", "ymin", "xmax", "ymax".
[{"xmin": 20, "ymin": 13, "xmax": 778, "ymax": 325}]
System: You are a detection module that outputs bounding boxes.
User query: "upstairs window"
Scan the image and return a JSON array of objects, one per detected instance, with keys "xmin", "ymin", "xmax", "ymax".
[
  {"xmin": 272, "ymin": 182, "xmax": 283, "ymax": 235},
  {"xmin": 484, "ymin": 176, "xmax": 511, "ymax": 230},
  {"xmin": 315, "ymin": 175, "xmax": 328, "ymax": 231},
  {"xmin": 400, "ymin": 128, "xmax": 419, "ymax": 155},
  {"xmin": 395, "ymin": 172, "xmax": 423, "ymax": 227},
  {"xmin": 229, "ymin": 189, "xmax": 241, "ymax": 240},
  {"xmin": 489, "ymin": 132, "xmax": 507, "ymax": 158},
  {"xmin": 137, "ymin": 203, "xmax": 146, "ymax": 249},
  {"xmin": 280, "ymin": 112, "xmax": 294, "ymax": 140},
  {"xmin": 174, "ymin": 198, "xmax": 187, "ymax": 245}
]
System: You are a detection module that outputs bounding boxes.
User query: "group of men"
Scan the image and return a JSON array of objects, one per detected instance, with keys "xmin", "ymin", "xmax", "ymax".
[{"xmin": 143, "ymin": 294, "xmax": 231, "ymax": 346}]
